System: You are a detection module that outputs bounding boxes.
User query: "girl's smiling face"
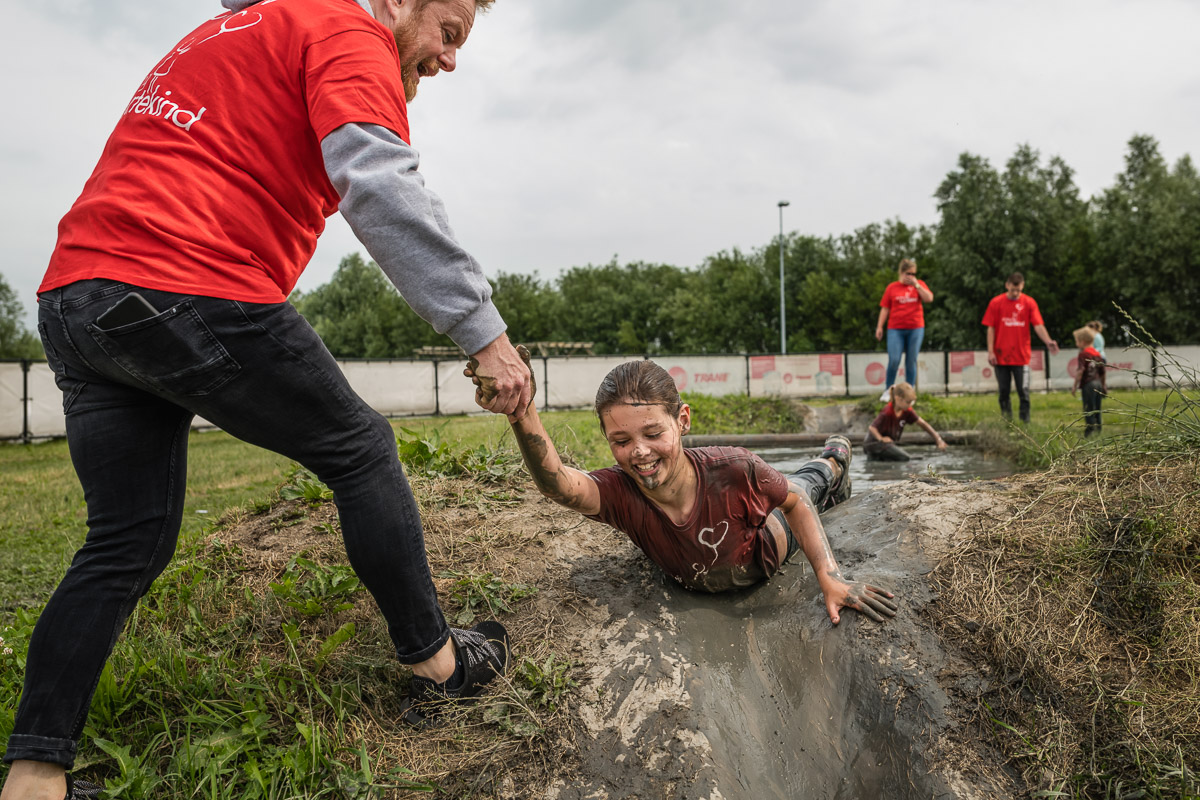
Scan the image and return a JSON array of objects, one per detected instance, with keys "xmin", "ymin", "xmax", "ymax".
[{"xmin": 600, "ymin": 400, "xmax": 691, "ymax": 492}]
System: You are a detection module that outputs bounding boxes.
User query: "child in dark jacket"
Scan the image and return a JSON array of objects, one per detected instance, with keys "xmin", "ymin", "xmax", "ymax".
[
  {"xmin": 863, "ymin": 382, "xmax": 946, "ymax": 461},
  {"xmin": 1071, "ymin": 327, "xmax": 1107, "ymax": 437}
]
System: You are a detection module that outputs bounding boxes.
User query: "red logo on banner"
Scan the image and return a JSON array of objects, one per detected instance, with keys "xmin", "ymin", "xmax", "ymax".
[
  {"xmin": 819, "ymin": 354, "xmax": 844, "ymax": 376},
  {"xmin": 866, "ymin": 362, "xmax": 885, "ymax": 386},
  {"xmin": 1030, "ymin": 350, "xmax": 1045, "ymax": 371},
  {"xmin": 783, "ymin": 373, "xmax": 794, "ymax": 384},
  {"xmin": 983, "ymin": 367, "xmax": 993, "ymax": 379},
  {"xmin": 1066, "ymin": 360, "xmax": 1079, "ymax": 378},
  {"xmin": 750, "ymin": 356, "xmax": 775, "ymax": 379},
  {"xmin": 950, "ymin": 352, "xmax": 975, "ymax": 373},
  {"xmin": 668, "ymin": 366, "xmax": 687, "ymax": 390}
]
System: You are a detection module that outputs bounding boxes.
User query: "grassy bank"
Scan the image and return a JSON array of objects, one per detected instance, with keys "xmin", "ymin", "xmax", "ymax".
[{"xmin": 933, "ymin": 380, "xmax": 1200, "ymax": 797}]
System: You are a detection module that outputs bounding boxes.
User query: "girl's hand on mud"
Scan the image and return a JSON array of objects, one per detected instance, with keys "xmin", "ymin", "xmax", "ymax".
[
  {"xmin": 935, "ymin": 437, "xmax": 947, "ymax": 451},
  {"xmin": 824, "ymin": 579, "xmax": 897, "ymax": 625}
]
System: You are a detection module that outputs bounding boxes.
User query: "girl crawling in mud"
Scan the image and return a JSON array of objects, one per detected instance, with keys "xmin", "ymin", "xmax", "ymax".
[{"xmin": 470, "ymin": 356, "xmax": 897, "ymax": 624}]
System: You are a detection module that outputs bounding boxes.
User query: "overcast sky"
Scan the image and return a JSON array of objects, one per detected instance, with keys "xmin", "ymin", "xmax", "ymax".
[{"xmin": 3, "ymin": 0, "xmax": 1198, "ymax": 325}]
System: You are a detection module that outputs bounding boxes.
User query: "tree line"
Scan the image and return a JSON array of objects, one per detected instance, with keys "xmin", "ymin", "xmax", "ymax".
[{"xmin": 3, "ymin": 134, "xmax": 1197, "ymax": 360}]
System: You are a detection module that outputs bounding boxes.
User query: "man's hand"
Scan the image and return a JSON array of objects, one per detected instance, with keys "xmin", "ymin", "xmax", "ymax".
[
  {"xmin": 822, "ymin": 577, "xmax": 898, "ymax": 625},
  {"xmin": 464, "ymin": 334, "xmax": 533, "ymax": 422},
  {"xmin": 987, "ymin": 351, "xmax": 998, "ymax": 366},
  {"xmin": 1047, "ymin": 340, "xmax": 1060, "ymax": 356}
]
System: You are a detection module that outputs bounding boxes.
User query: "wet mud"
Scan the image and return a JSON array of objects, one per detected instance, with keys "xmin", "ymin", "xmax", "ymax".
[{"xmin": 546, "ymin": 481, "xmax": 1019, "ymax": 800}]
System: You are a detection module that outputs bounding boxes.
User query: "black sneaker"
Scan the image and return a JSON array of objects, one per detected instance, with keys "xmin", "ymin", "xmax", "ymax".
[
  {"xmin": 818, "ymin": 434, "xmax": 853, "ymax": 510},
  {"xmin": 399, "ymin": 620, "xmax": 510, "ymax": 728},
  {"xmin": 66, "ymin": 775, "xmax": 104, "ymax": 799}
]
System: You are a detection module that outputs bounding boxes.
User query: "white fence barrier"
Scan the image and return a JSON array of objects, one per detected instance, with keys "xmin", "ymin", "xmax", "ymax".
[{"xmin": 3, "ymin": 346, "xmax": 1196, "ymax": 441}]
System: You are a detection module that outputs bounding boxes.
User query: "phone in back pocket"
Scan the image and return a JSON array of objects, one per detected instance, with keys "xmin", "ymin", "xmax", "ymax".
[{"xmin": 95, "ymin": 292, "xmax": 159, "ymax": 330}]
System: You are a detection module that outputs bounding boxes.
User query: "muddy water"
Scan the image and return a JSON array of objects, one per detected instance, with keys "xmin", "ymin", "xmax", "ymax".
[
  {"xmin": 756, "ymin": 443, "xmax": 1015, "ymax": 490},
  {"xmin": 563, "ymin": 485, "xmax": 1012, "ymax": 799}
]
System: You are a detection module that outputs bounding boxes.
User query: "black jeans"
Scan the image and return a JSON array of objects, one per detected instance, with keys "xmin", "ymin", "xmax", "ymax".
[
  {"xmin": 995, "ymin": 363, "xmax": 1031, "ymax": 423},
  {"xmin": 1082, "ymin": 380, "xmax": 1103, "ymax": 436},
  {"xmin": 7, "ymin": 280, "xmax": 449, "ymax": 769},
  {"xmin": 864, "ymin": 439, "xmax": 911, "ymax": 461},
  {"xmin": 773, "ymin": 461, "xmax": 836, "ymax": 563}
]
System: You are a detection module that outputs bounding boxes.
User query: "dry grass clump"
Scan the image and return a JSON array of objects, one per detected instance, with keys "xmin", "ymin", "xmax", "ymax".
[{"xmin": 933, "ymin": 449, "xmax": 1200, "ymax": 798}]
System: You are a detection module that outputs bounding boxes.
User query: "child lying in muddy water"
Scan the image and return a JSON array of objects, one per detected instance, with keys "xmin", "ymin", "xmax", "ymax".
[{"xmin": 468, "ymin": 355, "xmax": 897, "ymax": 625}]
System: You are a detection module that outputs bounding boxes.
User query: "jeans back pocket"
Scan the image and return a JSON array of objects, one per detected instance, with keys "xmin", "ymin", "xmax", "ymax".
[{"xmin": 86, "ymin": 300, "xmax": 241, "ymax": 397}]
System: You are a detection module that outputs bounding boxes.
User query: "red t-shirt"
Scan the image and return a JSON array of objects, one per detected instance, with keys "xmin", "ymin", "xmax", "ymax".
[
  {"xmin": 586, "ymin": 447, "xmax": 790, "ymax": 593},
  {"xmin": 865, "ymin": 403, "xmax": 920, "ymax": 443},
  {"xmin": 879, "ymin": 280, "xmax": 929, "ymax": 329},
  {"xmin": 982, "ymin": 293, "xmax": 1045, "ymax": 366},
  {"xmin": 41, "ymin": 0, "xmax": 409, "ymax": 303},
  {"xmin": 1077, "ymin": 346, "xmax": 1106, "ymax": 385}
]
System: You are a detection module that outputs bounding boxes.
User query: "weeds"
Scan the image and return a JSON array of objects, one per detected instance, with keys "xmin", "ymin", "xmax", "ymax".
[
  {"xmin": 442, "ymin": 571, "xmax": 538, "ymax": 627},
  {"xmin": 397, "ymin": 427, "xmax": 523, "ymax": 482},
  {"xmin": 270, "ymin": 556, "xmax": 362, "ymax": 618},
  {"xmin": 934, "ymin": 321, "xmax": 1200, "ymax": 798}
]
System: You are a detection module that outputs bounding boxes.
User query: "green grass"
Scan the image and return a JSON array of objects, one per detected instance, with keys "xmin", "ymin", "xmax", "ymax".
[{"xmin": 0, "ymin": 432, "xmax": 292, "ymax": 613}]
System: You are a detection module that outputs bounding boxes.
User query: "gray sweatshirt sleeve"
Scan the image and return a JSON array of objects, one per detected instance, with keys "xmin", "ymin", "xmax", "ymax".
[{"xmin": 320, "ymin": 122, "xmax": 506, "ymax": 355}]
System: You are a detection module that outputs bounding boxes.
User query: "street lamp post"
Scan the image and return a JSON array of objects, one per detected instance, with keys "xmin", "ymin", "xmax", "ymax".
[{"xmin": 777, "ymin": 200, "xmax": 790, "ymax": 354}]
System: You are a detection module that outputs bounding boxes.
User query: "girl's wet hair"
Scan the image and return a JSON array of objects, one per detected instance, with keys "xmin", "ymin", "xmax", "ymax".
[{"xmin": 594, "ymin": 361, "xmax": 682, "ymax": 429}]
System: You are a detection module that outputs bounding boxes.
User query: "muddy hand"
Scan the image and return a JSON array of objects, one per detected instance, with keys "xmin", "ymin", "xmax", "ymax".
[
  {"xmin": 826, "ymin": 580, "xmax": 897, "ymax": 625},
  {"xmin": 464, "ymin": 337, "xmax": 534, "ymax": 421},
  {"xmin": 464, "ymin": 346, "xmax": 535, "ymax": 407}
]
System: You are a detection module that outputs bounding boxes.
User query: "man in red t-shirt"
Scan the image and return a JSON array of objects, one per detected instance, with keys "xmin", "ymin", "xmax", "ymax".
[
  {"xmin": 5, "ymin": 0, "xmax": 529, "ymax": 794},
  {"xmin": 981, "ymin": 272, "xmax": 1059, "ymax": 423}
]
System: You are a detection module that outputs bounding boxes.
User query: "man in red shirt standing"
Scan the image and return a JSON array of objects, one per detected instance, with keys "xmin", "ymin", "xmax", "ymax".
[
  {"xmin": 3, "ymin": 0, "xmax": 530, "ymax": 796},
  {"xmin": 981, "ymin": 272, "xmax": 1059, "ymax": 423}
]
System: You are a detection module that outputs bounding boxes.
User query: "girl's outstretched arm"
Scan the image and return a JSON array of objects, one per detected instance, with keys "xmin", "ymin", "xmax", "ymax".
[
  {"xmin": 916, "ymin": 417, "xmax": 946, "ymax": 450},
  {"xmin": 778, "ymin": 490, "xmax": 897, "ymax": 624},
  {"xmin": 466, "ymin": 348, "xmax": 600, "ymax": 515}
]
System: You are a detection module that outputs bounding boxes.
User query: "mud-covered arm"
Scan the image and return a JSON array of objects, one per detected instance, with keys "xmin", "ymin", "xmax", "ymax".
[
  {"xmin": 509, "ymin": 405, "xmax": 601, "ymax": 515},
  {"xmin": 466, "ymin": 348, "xmax": 600, "ymax": 514},
  {"xmin": 778, "ymin": 489, "xmax": 897, "ymax": 624},
  {"xmin": 915, "ymin": 417, "xmax": 946, "ymax": 450}
]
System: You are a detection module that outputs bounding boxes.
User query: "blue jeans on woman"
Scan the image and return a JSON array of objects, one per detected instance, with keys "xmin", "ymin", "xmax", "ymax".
[
  {"xmin": 7, "ymin": 279, "xmax": 449, "ymax": 769},
  {"xmin": 885, "ymin": 327, "xmax": 924, "ymax": 389}
]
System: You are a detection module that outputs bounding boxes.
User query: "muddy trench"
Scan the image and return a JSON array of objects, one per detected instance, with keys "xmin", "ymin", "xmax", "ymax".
[{"xmin": 545, "ymin": 483, "xmax": 1016, "ymax": 800}]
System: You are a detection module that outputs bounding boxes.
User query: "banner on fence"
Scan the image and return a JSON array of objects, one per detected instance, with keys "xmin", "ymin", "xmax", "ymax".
[
  {"xmin": 653, "ymin": 356, "xmax": 747, "ymax": 398},
  {"xmin": 1156, "ymin": 345, "xmax": 1200, "ymax": 385},
  {"xmin": 946, "ymin": 351, "xmax": 992, "ymax": 393},
  {"xmin": 845, "ymin": 352, "xmax": 945, "ymax": 395},
  {"xmin": 1049, "ymin": 347, "xmax": 1153, "ymax": 391},
  {"xmin": 341, "ymin": 360, "xmax": 439, "ymax": 417},
  {"xmin": 0, "ymin": 363, "xmax": 24, "ymax": 440},
  {"xmin": 747, "ymin": 354, "xmax": 845, "ymax": 398},
  {"xmin": 546, "ymin": 356, "xmax": 630, "ymax": 409}
]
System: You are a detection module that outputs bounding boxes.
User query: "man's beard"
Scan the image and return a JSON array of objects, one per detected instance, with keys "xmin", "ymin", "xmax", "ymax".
[{"xmin": 394, "ymin": 14, "xmax": 426, "ymax": 101}]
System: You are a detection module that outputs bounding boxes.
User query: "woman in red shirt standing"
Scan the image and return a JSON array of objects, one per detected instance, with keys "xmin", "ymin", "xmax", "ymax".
[{"xmin": 874, "ymin": 259, "xmax": 933, "ymax": 399}]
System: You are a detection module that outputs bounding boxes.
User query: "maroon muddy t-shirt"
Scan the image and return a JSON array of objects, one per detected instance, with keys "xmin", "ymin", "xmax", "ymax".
[
  {"xmin": 585, "ymin": 447, "xmax": 790, "ymax": 592},
  {"xmin": 865, "ymin": 403, "xmax": 920, "ymax": 444}
]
